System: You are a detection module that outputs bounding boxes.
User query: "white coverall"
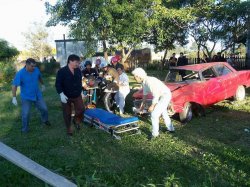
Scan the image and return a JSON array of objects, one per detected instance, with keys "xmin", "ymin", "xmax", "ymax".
[
  {"xmin": 143, "ymin": 76, "xmax": 174, "ymax": 137},
  {"xmin": 115, "ymin": 72, "xmax": 130, "ymax": 114}
]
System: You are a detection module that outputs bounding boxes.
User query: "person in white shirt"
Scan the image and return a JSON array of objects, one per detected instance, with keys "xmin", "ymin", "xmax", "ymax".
[
  {"xmin": 115, "ymin": 66, "xmax": 130, "ymax": 115},
  {"xmin": 132, "ymin": 68, "xmax": 174, "ymax": 138}
]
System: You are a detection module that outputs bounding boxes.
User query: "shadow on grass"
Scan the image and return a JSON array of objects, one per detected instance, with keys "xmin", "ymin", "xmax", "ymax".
[
  {"xmin": 0, "ymin": 76, "xmax": 250, "ymax": 186},
  {"xmin": 171, "ymin": 95, "xmax": 250, "ymax": 186}
]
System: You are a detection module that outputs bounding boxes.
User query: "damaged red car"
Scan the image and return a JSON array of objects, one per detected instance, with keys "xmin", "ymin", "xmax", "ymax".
[{"xmin": 133, "ymin": 62, "xmax": 250, "ymax": 122}]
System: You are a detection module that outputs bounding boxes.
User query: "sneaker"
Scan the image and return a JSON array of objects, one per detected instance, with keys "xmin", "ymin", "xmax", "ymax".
[
  {"xmin": 148, "ymin": 134, "xmax": 158, "ymax": 141},
  {"xmin": 166, "ymin": 129, "xmax": 175, "ymax": 133},
  {"xmin": 67, "ymin": 128, "xmax": 73, "ymax": 136},
  {"xmin": 44, "ymin": 121, "xmax": 51, "ymax": 126},
  {"xmin": 119, "ymin": 113, "xmax": 125, "ymax": 117}
]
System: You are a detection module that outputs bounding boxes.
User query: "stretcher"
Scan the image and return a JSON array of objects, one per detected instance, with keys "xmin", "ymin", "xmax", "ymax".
[{"xmin": 83, "ymin": 108, "xmax": 140, "ymax": 139}]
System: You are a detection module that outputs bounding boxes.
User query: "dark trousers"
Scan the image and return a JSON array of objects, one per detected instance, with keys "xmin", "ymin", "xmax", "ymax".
[{"xmin": 62, "ymin": 96, "xmax": 84, "ymax": 130}]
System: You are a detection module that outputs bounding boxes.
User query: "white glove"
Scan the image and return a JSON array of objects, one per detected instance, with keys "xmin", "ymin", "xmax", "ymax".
[
  {"xmin": 41, "ymin": 85, "xmax": 46, "ymax": 92},
  {"xmin": 12, "ymin": 97, "xmax": 18, "ymax": 106},
  {"xmin": 60, "ymin": 92, "xmax": 68, "ymax": 103}
]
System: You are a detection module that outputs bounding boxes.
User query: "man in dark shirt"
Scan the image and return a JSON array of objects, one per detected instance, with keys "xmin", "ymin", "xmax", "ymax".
[
  {"xmin": 169, "ymin": 53, "xmax": 177, "ymax": 66},
  {"xmin": 55, "ymin": 54, "xmax": 84, "ymax": 135},
  {"xmin": 215, "ymin": 52, "xmax": 226, "ymax": 62},
  {"xmin": 82, "ymin": 60, "xmax": 99, "ymax": 78},
  {"xmin": 177, "ymin": 52, "xmax": 188, "ymax": 66}
]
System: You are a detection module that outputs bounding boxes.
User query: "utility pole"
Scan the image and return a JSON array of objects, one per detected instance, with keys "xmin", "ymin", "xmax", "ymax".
[
  {"xmin": 247, "ymin": 28, "xmax": 250, "ymax": 69},
  {"xmin": 63, "ymin": 34, "xmax": 67, "ymax": 66}
]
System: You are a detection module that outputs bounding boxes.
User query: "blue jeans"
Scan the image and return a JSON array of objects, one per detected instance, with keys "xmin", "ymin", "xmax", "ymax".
[{"xmin": 21, "ymin": 98, "xmax": 48, "ymax": 132}]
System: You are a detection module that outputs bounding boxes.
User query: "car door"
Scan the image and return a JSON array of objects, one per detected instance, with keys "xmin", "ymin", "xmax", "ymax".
[
  {"xmin": 213, "ymin": 64, "xmax": 238, "ymax": 99},
  {"xmin": 201, "ymin": 67, "xmax": 226, "ymax": 105}
]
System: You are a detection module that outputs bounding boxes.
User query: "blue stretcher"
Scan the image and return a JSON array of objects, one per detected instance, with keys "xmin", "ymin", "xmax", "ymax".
[{"xmin": 83, "ymin": 108, "xmax": 140, "ymax": 139}]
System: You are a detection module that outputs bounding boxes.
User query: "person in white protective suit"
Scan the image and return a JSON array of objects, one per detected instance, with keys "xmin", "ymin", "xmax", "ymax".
[
  {"xmin": 115, "ymin": 66, "xmax": 130, "ymax": 115},
  {"xmin": 132, "ymin": 68, "xmax": 175, "ymax": 139}
]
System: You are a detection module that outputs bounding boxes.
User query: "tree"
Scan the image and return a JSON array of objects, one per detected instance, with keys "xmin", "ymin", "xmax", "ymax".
[
  {"xmin": 23, "ymin": 22, "xmax": 53, "ymax": 61},
  {"xmin": 0, "ymin": 39, "xmax": 19, "ymax": 61},
  {"xmin": 145, "ymin": 1, "xmax": 192, "ymax": 62},
  {"xmin": 46, "ymin": 0, "xmax": 114, "ymax": 60},
  {"xmin": 108, "ymin": 1, "xmax": 153, "ymax": 63},
  {"xmin": 189, "ymin": 0, "xmax": 249, "ymax": 59},
  {"xmin": 46, "ymin": 0, "xmax": 153, "ymax": 63}
]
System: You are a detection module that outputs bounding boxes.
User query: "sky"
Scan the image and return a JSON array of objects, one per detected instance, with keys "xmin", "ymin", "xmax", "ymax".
[{"xmin": 0, "ymin": 0, "xmax": 68, "ymax": 50}]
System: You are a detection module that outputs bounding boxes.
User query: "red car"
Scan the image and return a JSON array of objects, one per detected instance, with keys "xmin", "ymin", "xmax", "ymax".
[{"xmin": 133, "ymin": 62, "xmax": 250, "ymax": 122}]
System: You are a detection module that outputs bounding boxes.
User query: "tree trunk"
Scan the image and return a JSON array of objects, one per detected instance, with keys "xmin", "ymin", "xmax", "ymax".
[
  {"xmin": 197, "ymin": 44, "xmax": 200, "ymax": 64},
  {"xmin": 163, "ymin": 49, "xmax": 168, "ymax": 69},
  {"xmin": 121, "ymin": 48, "xmax": 125, "ymax": 64},
  {"xmin": 121, "ymin": 47, "xmax": 133, "ymax": 64},
  {"xmin": 102, "ymin": 40, "xmax": 108, "ymax": 61},
  {"xmin": 163, "ymin": 49, "xmax": 168, "ymax": 61}
]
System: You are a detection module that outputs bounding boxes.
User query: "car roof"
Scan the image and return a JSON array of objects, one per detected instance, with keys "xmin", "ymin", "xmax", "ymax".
[{"xmin": 170, "ymin": 62, "xmax": 228, "ymax": 72}]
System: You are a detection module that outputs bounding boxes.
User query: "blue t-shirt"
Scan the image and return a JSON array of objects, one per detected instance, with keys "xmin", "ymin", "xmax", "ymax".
[{"xmin": 12, "ymin": 67, "xmax": 42, "ymax": 101}]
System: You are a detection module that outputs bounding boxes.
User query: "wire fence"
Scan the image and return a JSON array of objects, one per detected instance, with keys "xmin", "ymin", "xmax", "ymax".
[{"xmin": 126, "ymin": 57, "xmax": 247, "ymax": 71}]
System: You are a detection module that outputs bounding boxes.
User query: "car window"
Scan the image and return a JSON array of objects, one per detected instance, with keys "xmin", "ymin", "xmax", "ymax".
[
  {"xmin": 201, "ymin": 68, "xmax": 217, "ymax": 80},
  {"xmin": 165, "ymin": 70, "xmax": 200, "ymax": 82},
  {"xmin": 214, "ymin": 65, "xmax": 232, "ymax": 76}
]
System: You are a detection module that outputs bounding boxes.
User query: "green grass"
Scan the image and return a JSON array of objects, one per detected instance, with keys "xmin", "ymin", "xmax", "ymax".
[{"xmin": 0, "ymin": 72, "xmax": 250, "ymax": 187}]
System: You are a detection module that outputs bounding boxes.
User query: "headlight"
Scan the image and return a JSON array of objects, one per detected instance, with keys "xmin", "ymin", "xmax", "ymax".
[
  {"xmin": 133, "ymin": 99, "xmax": 152, "ymax": 109},
  {"xmin": 167, "ymin": 102, "xmax": 175, "ymax": 116}
]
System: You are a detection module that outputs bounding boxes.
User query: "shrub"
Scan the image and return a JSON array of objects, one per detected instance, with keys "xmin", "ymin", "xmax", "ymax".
[
  {"xmin": 0, "ymin": 61, "xmax": 16, "ymax": 84},
  {"xmin": 37, "ymin": 62, "xmax": 60, "ymax": 74},
  {"xmin": 146, "ymin": 60, "xmax": 161, "ymax": 71}
]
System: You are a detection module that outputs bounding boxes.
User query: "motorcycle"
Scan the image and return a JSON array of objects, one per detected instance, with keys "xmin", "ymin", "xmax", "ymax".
[{"xmin": 97, "ymin": 78, "xmax": 118, "ymax": 113}]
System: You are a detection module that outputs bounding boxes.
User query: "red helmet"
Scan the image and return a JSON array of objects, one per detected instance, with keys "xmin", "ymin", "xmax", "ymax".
[
  {"xmin": 111, "ymin": 55, "xmax": 121, "ymax": 64},
  {"xmin": 88, "ymin": 79, "xmax": 95, "ymax": 87},
  {"xmin": 115, "ymin": 55, "xmax": 121, "ymax": 62}
]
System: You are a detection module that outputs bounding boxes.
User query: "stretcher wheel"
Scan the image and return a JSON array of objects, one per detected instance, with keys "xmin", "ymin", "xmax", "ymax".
[
  {"xmin": 109, "ymin": 129, "xmax": 114, "ymax": 136},
  {"xmin": 137, "ymin": 130, "xmax": 142, "ymax": 135},
  {"xmin": 114, "ymin": 135, "xmax": 121, "ymax": 140}
]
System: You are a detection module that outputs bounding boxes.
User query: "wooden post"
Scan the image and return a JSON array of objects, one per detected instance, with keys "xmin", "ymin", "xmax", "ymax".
[
  {"xmin": 0, "ymin": 142, "xmax": 77, "ymax": 187},
  {"xmin": 247, "ymin": 29, "xmax": 250, "ymax": 69}
]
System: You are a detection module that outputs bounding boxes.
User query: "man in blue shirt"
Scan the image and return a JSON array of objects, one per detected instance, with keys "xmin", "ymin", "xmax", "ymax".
[{"xmin": 12, "ymin": 58, "xmax": 51, "ymax": 133}]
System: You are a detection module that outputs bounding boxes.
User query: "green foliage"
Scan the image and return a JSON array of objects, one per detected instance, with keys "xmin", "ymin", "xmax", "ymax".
[
  {"xmin": 46, "ymin": 0, "xmax": 154, "ymax": 62},
  {"xmin": 0, "ymin": 39, "xmax": 19, "ymax": 60},
  {"xmin": 146, "ymin": 1, "xmax": 192, "ymax": 55},
  {"xmin": 45, "ymin": 0, "xmax": 249, "ymax": 60},
  {"xmin": 189, "ymin": 0, "xmax": 249, "ymax": 57},
  {"xmin": 37, "ymin": 62, "xmax": 60, "ymax": 75},
  {"xmin": 0, "ymin": 61, "xmax": 16, "ymax": 85}
]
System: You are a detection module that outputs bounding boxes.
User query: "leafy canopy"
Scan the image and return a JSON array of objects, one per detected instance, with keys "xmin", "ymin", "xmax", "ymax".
[{"xmin": 0, "ymin": 39, "xmax": 19, "ymax": 61}]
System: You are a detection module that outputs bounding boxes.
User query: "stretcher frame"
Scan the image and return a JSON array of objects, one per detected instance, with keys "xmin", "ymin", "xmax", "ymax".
[{"xmin": 83, "ymin": 113, "xmax": 140, "ymax": 140}]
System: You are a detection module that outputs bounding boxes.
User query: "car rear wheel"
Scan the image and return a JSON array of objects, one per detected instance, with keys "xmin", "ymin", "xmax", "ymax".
[
  {"xmin": 234, "ymin": 85, "xmax": 245, "ymax": 101},
  {"xmin": 179, "ymin": 102, "xmax": 193, "ymax": 123}
]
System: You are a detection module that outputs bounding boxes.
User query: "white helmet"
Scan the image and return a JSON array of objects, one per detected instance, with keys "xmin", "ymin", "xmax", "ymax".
[{"xmin": 100, "ymin": 60, "xmax": 108, "ymax": 68}]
